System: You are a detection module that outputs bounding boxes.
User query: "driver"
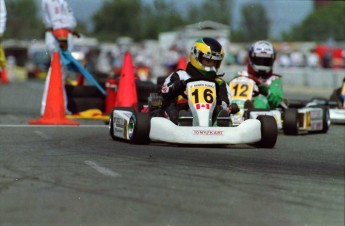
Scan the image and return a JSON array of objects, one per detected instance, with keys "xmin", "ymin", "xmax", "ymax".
[
  {"xmin": 156, "ymin": 37, "xmax": 237, "ymax": 125},
  {"xmin": 236, "ymin": 40, "xmax": 283, "ymax": 110}
]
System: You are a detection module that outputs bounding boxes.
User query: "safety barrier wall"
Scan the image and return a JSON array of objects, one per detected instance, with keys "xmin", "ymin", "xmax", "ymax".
[{"xmin": 222, "ymin": 66, "xmax": 344, "ymax": 89}]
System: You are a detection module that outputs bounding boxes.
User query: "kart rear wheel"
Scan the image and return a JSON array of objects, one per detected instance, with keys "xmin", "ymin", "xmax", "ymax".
[
  {"xmin": 283, "ymin": 108, "xmax": 299, "ymax": 135},
  {"xmin": 255, "ymin": 115, "xmax": 278, "ymax": 148}
]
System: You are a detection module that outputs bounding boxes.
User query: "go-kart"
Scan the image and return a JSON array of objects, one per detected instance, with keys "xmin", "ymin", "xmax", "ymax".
[
  {"xmin": 109, "ymin": 78, "xmax": 278, "ymax": 148},
  {"xmin": 289, "ymin": 97, "xmax": 344, "ymax": 125},
  {"xmin": 329, "ymin": 107, "xmax": 344, "ymax": 124},
  {"xmin": 328, "ymin": 79, "xmax": 345, "ymax": 124},
  {"xmin": 229, "ymin": 75, "xmax": 330, "ymax": 135}
]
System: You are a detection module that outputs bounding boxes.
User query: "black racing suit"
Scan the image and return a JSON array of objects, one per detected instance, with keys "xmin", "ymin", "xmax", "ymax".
[{"xmin": 157, "ymin": 63, "xmax": 231, "ymax": 124}]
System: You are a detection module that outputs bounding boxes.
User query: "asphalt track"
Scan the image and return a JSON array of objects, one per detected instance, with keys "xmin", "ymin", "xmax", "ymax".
[{"xmin": 0, "ymin": 80, "xmax": 344, "ymax": 226}]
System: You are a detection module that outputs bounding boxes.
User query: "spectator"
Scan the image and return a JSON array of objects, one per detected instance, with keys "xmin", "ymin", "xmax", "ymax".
[
  {"xmin": 40, "ymin": 0, "xmax": 78, "ymax": 115},
  {"xmin": 322, "ymin": 50, "xmax": 333, "ymax": 68},
  {"xmin": 290, "ymin": 50, "xmax": 305, "ymax": 67},
  {"xmin": 163, "ymin": 45, "xmax": 180, "ymax": 76},
  {"xmin": 277, "ymin": 53, "xmax": 291, "ymax": 68},
  {"xmin": 306, "ymin": 48, "xmax": 320, "ymax": 68}
]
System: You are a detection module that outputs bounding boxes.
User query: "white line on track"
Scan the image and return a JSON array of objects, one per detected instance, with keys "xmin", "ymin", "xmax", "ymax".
[
  {"xmin": 84, "ymin": 160, "xmax": 121, "ymax": 177},
  {"xmin": 34, "ymin": 130, "xmax": 52, "ymax": 139}
]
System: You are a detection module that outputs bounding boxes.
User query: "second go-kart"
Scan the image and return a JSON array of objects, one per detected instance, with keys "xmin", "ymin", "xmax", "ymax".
[
  {"xmin": 109, "ymin": 78, "xmax": 278, "ymax": 148},
  {"xmin": 328, "ymin": 78, "xmax": 345, "ymax": 124},
  {"xmin": 229, "ymin": 75, "xmax": 330, "ymax": 135}
]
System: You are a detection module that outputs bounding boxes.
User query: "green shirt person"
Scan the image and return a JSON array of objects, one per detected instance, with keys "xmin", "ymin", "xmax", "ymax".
[{"xmin": 235, "ymin": 40, "xmax": 283, "ymax": 110}]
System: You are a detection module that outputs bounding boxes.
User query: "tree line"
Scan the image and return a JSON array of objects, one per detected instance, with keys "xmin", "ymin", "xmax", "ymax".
[{"xmin": 3, "ymin": 0, "xmax": 344, "ymax": 43}]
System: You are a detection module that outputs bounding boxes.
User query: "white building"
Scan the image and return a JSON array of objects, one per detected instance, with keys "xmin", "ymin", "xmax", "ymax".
[{"xmin": 159, "ymin": 20, "xmax": 231, "ymax": 54}]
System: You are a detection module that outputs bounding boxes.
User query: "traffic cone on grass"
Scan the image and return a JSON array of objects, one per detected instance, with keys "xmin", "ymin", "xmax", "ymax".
[
  {"xmin": 28, "ymin": 52, "xmax": 79, "ymax": 125},
  {"xmin": 114, "ymin": 52, "xmax": 138, "ymax": 111},
  {"xmin": 176, "ymin": 56, "xmax": 187, "ymax": 70}
]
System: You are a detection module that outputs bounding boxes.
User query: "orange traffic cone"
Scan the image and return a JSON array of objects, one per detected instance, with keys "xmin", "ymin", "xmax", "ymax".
[
  {"xmin": 176, "ymin": 57, "xmax": 187, "ymax": 70},
  {"xmin": 28, "ymin": 52, "xmax": 79, "ymax": 125},
  {"xmin": 0, "ymin": 68, "xmax": 9, "ymax": 84},
  {"xmin": 114, "ymin": 51, "xmax": 138, "ymax": 111}
]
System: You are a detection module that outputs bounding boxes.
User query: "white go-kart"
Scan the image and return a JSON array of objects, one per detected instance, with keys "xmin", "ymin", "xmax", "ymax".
[
  {"xmin": 229, "ymin": 75, "xmax": 330, "ymax": 135},
  {"xmin": 109, "ymin": 78, "xmax": 278, "ymax": 148}
]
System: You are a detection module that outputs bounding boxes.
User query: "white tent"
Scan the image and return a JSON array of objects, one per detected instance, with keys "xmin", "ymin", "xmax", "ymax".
[{"xmin": 159, "ymin": 20, "xmax": 231, "ymax": 53}]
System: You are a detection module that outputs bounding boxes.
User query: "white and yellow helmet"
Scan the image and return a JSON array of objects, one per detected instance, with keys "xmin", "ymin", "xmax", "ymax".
[{"xmin": 190, "ymin": 37, "xmax": 224, "ymax": 75}]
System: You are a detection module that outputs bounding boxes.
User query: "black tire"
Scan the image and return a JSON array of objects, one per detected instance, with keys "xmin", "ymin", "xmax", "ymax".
[
  {"xmin": 321, "ymin": 107, "xmax": 330, "ymax": 133},
  {"xmin": 109, "ymin": 107, "xmax": 151, "ymax": 144},
  {"xmin": 255, "ymin": 115, "xmax": 278, "ymax": 148},
  {"xmin": 130, "ymin": 111, "xmax": 151, "ymax": 145},
  {"xmin": 287, "ymin": 100, "xmax": 306, "ymax": 108},
  {"xmin": 283, "ymin": 108, "xmax": 299, "ymax": 135},
  {"xmin": 109, "ymin": 110, "xmax": 117, "ymax": 140}
]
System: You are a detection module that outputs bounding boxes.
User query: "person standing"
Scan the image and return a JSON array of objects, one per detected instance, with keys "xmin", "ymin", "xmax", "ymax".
[
  {"xmin": 41, "ymin": 0, "xmax": 78, "ymax": 53},
  {"xmin": 40, "ymin": 0, "xmax": 78, "ymax": 115},
  {"xmin": 0, "ymin": 0, "xmax": 8, "ymax": 84}
]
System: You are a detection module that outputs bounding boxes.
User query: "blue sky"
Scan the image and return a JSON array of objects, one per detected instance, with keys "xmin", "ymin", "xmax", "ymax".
[{"xmin": 36, "ymin": 0, "xmax": 314, "ymax": 39}]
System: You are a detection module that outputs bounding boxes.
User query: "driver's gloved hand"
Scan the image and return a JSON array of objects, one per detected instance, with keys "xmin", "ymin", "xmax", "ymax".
[
  {"xmin": 258, "ymin": 84, "xmax": 270, "ymax": 96},
  {"xmin": 229, "ymin": 103, "xmax": 240, "ymax": 114},
  {"xmin": 222, "ymin": 101, "xmax": 239, "ymax": 114}
]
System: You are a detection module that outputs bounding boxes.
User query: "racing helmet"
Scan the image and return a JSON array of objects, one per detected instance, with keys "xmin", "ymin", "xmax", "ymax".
[
  {"xmin": 248, "ymin": 40, "xmax": 276, "ymax": 76},
  {"xmin": 190, "ymin": 37, "xmax": 224, "ymax": 76}
]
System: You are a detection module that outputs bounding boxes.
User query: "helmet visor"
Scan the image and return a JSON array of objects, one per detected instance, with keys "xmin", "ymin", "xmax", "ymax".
[
  {"xmin": 198, "ymin": 53, "xmax": 222, "ymax": 69},
  {"xmin": 252, "ymin": 56, "xmax": 274, "ymax": 67}
]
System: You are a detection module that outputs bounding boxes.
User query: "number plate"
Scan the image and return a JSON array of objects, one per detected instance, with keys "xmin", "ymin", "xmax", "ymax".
[
  {"xmin": 229, "ymin": 77, "xmax": 255, "ymax": 101},
  {"xmin": 187, "ymin": 81, "xmax": 216, "ymax": 105}
]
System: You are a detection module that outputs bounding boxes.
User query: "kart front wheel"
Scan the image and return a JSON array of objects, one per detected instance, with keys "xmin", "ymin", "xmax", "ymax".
[
  {"xmin": 255, "ymin": 115, "xmax": 278, "ymax": 148},
  {"xmin": 129, "ymin": 111, "xmax": 151, "ymax": 145},
  {"xmin": 321, "ymin": 107, "xmax": 331, "ymax": 133},
  {"xmin": 109, "ymin": 107, "xmax": 151, "ymax": 144},
  {"xmin": 109, "ymin": 109, "xmax": 117, "ymax": 140}
]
